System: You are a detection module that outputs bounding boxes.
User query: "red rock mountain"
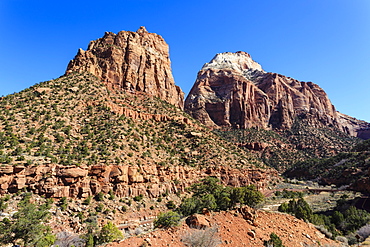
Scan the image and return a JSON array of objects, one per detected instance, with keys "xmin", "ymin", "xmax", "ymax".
[
  {"xmin": 66, "ymin": 26, "xmax": 184, "ymax": 109},
  {"xmin": 185, "ymin": 51, "xmax": 369, "ymax": 138}
]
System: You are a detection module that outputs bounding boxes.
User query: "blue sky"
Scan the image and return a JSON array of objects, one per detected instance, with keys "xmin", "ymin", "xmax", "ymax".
[{"xmin": 1, "ymin": 0, "xmax": 369, "ymax": 122}]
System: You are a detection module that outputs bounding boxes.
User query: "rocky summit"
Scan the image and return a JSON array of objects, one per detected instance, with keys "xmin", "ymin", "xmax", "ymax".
[
  {"xmin": 66, "ymin": 26, "xmax": 184, "ymax": 109},
  {"xmin": 185, "ymin": 51, "xmax": 369, "ymax": 139}
]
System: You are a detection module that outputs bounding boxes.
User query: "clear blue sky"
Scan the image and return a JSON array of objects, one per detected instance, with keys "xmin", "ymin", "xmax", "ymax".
[{"xmin": 1, "ymin": 0, "xmax": 369, "ymax": 122}]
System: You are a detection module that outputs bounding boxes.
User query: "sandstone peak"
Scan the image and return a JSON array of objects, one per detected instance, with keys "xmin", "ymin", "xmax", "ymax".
[
  {"xmin": 185, "ymin": 52, "xmax": 369, "ymax": 138},
  {"xmin": 66, "ymin": 27, "xmax": 184, "ymax": 109},
  {"xmin": 201, "ymin": 51, "xmax": 264, "ymax": 73}
]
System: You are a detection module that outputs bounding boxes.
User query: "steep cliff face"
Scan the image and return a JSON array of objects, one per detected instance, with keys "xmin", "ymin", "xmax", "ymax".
[
  {"xmin": 0, "ymin": 164, "xmax": 278, "ymax": 199},
  {"xmin": 185, "ymin": 52, "xmax": 369, "ymax": 138},
  {"xmin": 66, "ymin": 26, "xmax": 184, "ymax": 109}
]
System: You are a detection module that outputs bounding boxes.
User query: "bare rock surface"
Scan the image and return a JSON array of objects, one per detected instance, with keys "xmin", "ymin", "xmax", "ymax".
[
  {"xmin": 185, "ymin": 51, "xmax": 369, "ymax": 138},
  {"xmin": 66, "ymin": 26, "xmax": 184, "ymax": 109},
  {"xmin": 0, "ymin": 164, "xmax": 278, "ymax": 199}
]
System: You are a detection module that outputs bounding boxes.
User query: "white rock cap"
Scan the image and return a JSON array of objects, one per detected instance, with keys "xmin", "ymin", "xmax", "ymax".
[{"xmin": 202, "ymin": 51, "xmax": 264, "ymax": 72}]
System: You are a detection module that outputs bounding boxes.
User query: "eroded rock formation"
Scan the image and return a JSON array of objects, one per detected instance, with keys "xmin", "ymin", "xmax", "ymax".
[
  {"xmin": 0, "ymin": 164, "xmax": 278, "ymax": 198},
  {"xmin": 185, "ymin": 51, "xmax": 369, "ymax": 138},
  {"xmin": 66, "ymin": 26, "xmax": 184, "ymax": 109}
]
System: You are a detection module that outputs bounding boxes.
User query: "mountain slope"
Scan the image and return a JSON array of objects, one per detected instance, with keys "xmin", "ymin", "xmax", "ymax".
[
  {"xmin": 285, "ymin": 139, "xmax": 370, "ymax": 193},
  {"xmin": 0, "ymin": 71, "xmax": 278, "ymax": 198}
]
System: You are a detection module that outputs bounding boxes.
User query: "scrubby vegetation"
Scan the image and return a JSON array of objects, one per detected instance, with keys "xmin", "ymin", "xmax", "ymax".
[
  {"xmin": 154, "ymin": 211, "xmax": 182, "ymax": 228},
  {"xmin": 278, "ymin": 194, "xmax": 370, "ymax": 242},
  {"xmin": 213, "ymin": 116, "xmax": 359, "ymax": 171},
  {"xmin": 153, "ymin": 176, "xmax": 264, "ymax": 230},
  {"xmin": 285, "ymin": 138, "xmax": 370, "ymax": 187},
  {"xmin": 181, "ymin": 226, "xmax": 221, "ymax": 247},
  {"xmin": 264, "ymin": 233, "xmax": 285, "ymax": 247},
  {"xmin": 178, "ymin": 177, "xmax": 264, "ymax": 217},
  {"xmin": 0, "ymin": 193, "xmax": 55, "ymax": 246},
  {"xmin": 0, "ymin": 72, "xmax": 262, "ymax": 176}
]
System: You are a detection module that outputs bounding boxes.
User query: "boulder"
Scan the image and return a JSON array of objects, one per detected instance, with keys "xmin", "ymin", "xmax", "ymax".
[
  {"xmin": 186, "ymin": 214, "xmax": 210, "ymax": 229},
  {"xmin": 58, "ymin": 168, "xmax": 88, "ymax": 178}
]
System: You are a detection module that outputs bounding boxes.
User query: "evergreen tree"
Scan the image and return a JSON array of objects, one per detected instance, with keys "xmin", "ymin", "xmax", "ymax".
[{"xmin": 0, "ymin": 193, "xmax": 55, "ymax": 246}]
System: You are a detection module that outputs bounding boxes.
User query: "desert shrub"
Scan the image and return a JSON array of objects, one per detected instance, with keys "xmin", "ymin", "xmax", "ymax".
[
  {"xmin": 264, "ymin": 233, "xmax": 285, "ymax": 247},
  {"xmin": 0, "ymin": 193, "xmax": 56, "ymax": 246},
  {"xmin": 54, "ymin": 231, "xmax": 85, "ymax": 247},
  {"xmin": 357, "ymin": 223, "xmax": 370, "ymax": 240},
  {"xmin": 0, "ymin": 197, "xmax": 8, "ymax": 212},
  {"xmin": 94, "ymin": 192, "xmax": 105, "ymax": 201},
  {"xmin": 315, "ymin": 225, "xmax": 333, "ymax": 239},
  {"xmin": 108, "ymin": 190, "xmax": 115, "ymax": 200},
  {"xmin": 341, "ymin": 206, "xmax": 370, "ymax": 233},
  {"xmin": 133, "ymin": 194, "xmax": 143, "ymax": 202},
  {"xmin": 181, "ymin": 226, "xmax": 221, "ymax": 247},
  {"xmin": 83, "ymin": 196, "xmax": 92, "ymax": 205},
  {"xmin": 96, "ymin": 222, "xmax": 123, "ymax": 245},
  {"xmin": 154, "ymin": 211, "xmax": 181, "ymax": 228},
  {"xmin": 353, "ymin": 139, "xmax": 370, "ymax": 152},
  {"xmin": 178, "ymin": 177, "xmax": 264, "ymax": 216},
  {"xmin": 275, "ymin": 189, "xmax": 304, "ymax": 199},
  {"xmin": 178, "ymin": 197, "xmax": 202, "ymax": 216},
  {"xmin": 346, "ymin": 233, "xmax": 359, "ymax": 245},
  {"xmin": 278, "ymin": 198, "xmax": 312, "ymax": 222},
  {"xmin": 59, "ymin": 197, "xmax": 68, "ymax": 211},
  {"xmin": 95, "ymin": 203, "xmax": 104, "ymax": 212},
  {"xmin": 335, "ymin": 236, "xmax": 348, "ymax": 245},
  {"xmin": 166, "ymin": 200, "xmax": 176, "ymax": 209}
]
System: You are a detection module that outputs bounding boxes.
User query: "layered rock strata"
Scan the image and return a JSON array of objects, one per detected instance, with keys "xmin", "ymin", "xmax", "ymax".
[
  {"xmin": 0, "ymin": 164, "xmax": 278, "ymax": 198},
  {"xmin": 66, "ymin": 26, "xmax": 184, "ymax": 109},
  {"xmin": 185, "ymin": 51, "xmax": 369, "ymax": 138}
]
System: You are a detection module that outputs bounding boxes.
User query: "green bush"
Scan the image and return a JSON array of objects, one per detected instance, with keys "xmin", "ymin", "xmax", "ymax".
[
  {"xmin": 94, "ymin": 192, "xmax": 105, "ymax": 201},
  {"xmin": 278, "ymin": 198, "xmax": 312, "ymax": 222},
  {"xmin": 264, "ymin": 233, "xmax": 285, "ymax": 247},
  {"xmin": 96, "ymin": 222, "xmax": 123, "ymax": 244},
  {"xmin": 133, "ymin": 194, "xmax": 143, "ymax": 202},
  {"xmin": 108, "ymin": 190, "xmax": 115, "ymax": 200},
  {"xmin": 166, "ymin": 200, "xmax": 176, "ymax": 209},
  {"xmin": 341, "ymin": 206, "xmax": 370, "ymax": 233},
  {"xmin": 0, "ymin": 197, "xmax": 8, "ymax": 212},
  {"xmin": 154, "ymin": 211, "xmax": 181, "ymax": 228},
  {"xmin": 59, "ymin": 197, "xmax": 68, "ymax": 211},
  {"xmin": 95, "ymin": 203, "xmax": 104, "ymax": 212},
  {"xmin": 178, "ymin": 176, "xmax": 264, "ymax": 216},
  {"xmin": 0, "ymin": 193, "xmax": 55, "ymax": 246},
  {"xmin": 83, "ymin": 196, "xmax": 92, "ymax": 205}
]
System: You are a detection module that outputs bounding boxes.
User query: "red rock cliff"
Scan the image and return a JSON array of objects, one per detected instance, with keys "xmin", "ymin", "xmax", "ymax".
[
  {"xmin": 66, "ymin": 26, "xmax": 184, "ymax": 109},
  {"xmin": 185, "ymin": 52, "xmax": 369, "ymax": 138},
  {"xmin": 0, "ymin": 164, "xmax": 278, "ymax": 199}
]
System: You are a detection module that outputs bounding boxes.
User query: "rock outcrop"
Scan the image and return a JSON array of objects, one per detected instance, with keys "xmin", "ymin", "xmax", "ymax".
[
  {"xmin": 185, "ymin": 51, "xmax": 369, "ymax": 138},
  {"xmin": 0, "ymin": 164, "xmax": 278, "ymax": 199},
  {"xmin": 66, "ymin": 26, "xmax": 184, "ymax": 109}
]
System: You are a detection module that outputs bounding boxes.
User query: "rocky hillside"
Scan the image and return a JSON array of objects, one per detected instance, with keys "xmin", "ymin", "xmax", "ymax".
[
  {"xmin": 185, "ymin": 51, "xmax": 369, "ymax": 138},
  {"xmin": 213, "ymin": 119, "xmax": 360, "ymax": 171},
  {"xmin": 66, "ymin": 26, "xmax": 184, "ymax": 109},
  {"xmin": 0, "ymin": 72, "xmax": 277, "ymax": 199},
  {"xmin": 108, "ymin": 207, "xmax": 342, "ymax": 247},
  {"xmin": 286, "ymin": 139, "xmax": 370, "ymax": 193}
]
